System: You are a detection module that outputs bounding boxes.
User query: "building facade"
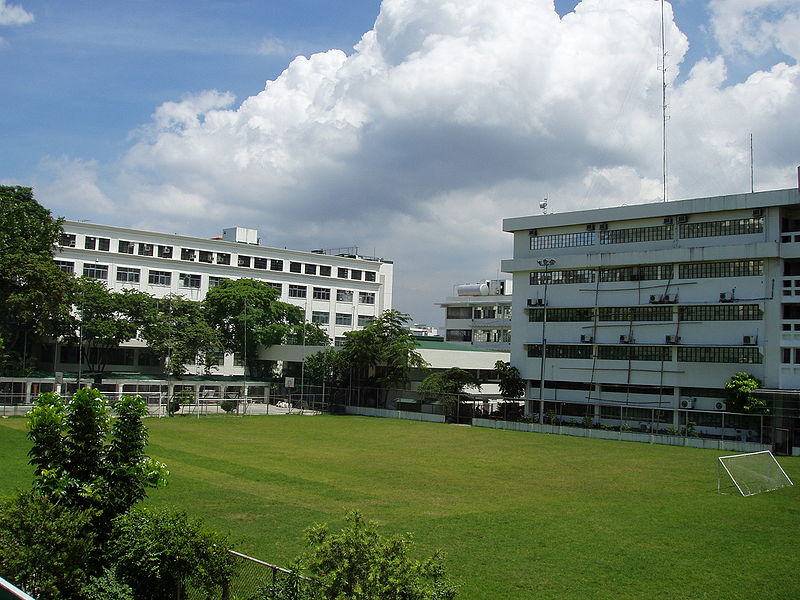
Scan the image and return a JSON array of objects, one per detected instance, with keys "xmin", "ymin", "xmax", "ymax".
[
  {"xmin": 53, "ymin": 221, "xmax": 393, "ymax": 376},
  {"xmin": 501, "ymin": 187, "xmax": 800, "ymax": 433},
  {"xmin": 439, "ymin": 279, "xmax": 513, "ymax": 350}
]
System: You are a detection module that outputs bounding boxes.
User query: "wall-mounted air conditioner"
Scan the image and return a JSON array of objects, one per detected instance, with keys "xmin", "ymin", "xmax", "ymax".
[
  {"xmin": 720, "ymin": 292, "xmax": 734, "ymax": 303},
  {"xmin": 743, "ymin": 335, "xmax": 757, "ymax": 346},
  {"xmin": 599, "ymin": 223, "xmax": 608, "ymax": 231},
  {"xmin": 662, "ymin": 294, "xmax": 677, "ymax": 304},
  {"xmin": 529, "ymin": 229, "xmax": 538, "ymax": 236},
  {"xmin": 715, "ymin": 401, "xmax": 726, "ymax": 411},
  {"xmin": 677, "ymin": 215, "xmax": 688, "ymax": 223},
  {"xmin": 753, "ymin": 208, "xmax": 763, "ymax": 217},
  {"xmin": 619, "ymin": 335, "xmax": 634, "ymax": 344},
  {"xmin": 586, "ymin": 224, "xmax": 596, "ymax": 231},
  {"xmin": 680, "ymin": 398, "xmax": 695, "ymax": 409},
  {"xmin": 580, "ymin": 334, "xmax": 593, "ymax": 343},
  {"xmin": 665, "ymin": 335, "xmax": 681, "ymax": 344},
  {"xmin": 663, "ymin": 217, "xmax": 673, "ymax": 225}
]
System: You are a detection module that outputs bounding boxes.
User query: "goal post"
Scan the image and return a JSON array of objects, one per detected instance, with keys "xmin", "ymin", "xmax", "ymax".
[{"xmin": 717, "ymin": 450, "xmax": 794, "ymax": 496}]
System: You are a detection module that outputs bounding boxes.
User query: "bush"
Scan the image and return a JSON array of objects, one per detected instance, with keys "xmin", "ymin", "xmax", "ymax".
[
  {"xmin": 0, "ymin": 492, "xmax": 98, "ymax": 600},
  {"xmin": 110, "ymin": 507, "xmax": 237, "ymax": 600},
  {"xmin": 220, "ymin": 399, "xmax": 238, "ymax": 414}
]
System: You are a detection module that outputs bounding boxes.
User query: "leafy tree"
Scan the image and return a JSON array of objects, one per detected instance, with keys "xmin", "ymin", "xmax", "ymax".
[
  {"xmin": 0, "ymin": 492, "xmax": 98, "ymax": 600},
  {"xmin": 418, "ymin": 368, "xmax": 480, "ymax": 400},
  {"xmin": 298, "ymin": 511, "xmax": 457, "ymax": 600},
  {"xmin": 339, "ymin": 310, "xmax": 428, "ymax": 389},
  {"xmin": 304, "ymin": 346, "xmax": 348, "ymax": 388},
  {"xmin": 110, "ymin": 507, "xmax": 237, "ymax": 600},
  {"xmin": 494, "ymin": 361, "xmax": 525, "ymax": 399},
  {"xmin": 725, "ymin": 372, "xmax": 768, "ymax": 413},
  {"xmin": 138, "ymin": 294, "xmax": 221, "ymax": 377},
  {"xmin": 0, "ymin": 185, "xmax": 74, "ymax": 374},
  {"xmin": 27, "ymin": 389, "xmax": 168, "ymax": 518},
  {"xmin": 204, "ymin": 278, "xmax": 312, "ymax": 378}
]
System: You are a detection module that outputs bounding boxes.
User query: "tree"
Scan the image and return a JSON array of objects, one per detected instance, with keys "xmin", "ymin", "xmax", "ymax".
[
  {"xmin": 0, "ymin": 185, "xmax": 74, "ymax": 374},
  {"xmin": 725, "ymin": 372, "xmax": 768, "ymax": 413},
  {"xmin": 27, "ymin": 389, "xmax": 168, "ymax": 519},
  {"xmin": 494, "ymin": 361, "xmax": 525, "ymax": 399},
  {"xmin": 338, "ymin": 310, "xmax": 428, "ymax": 389},
  {"xmin": 204, "ymin": 278, "xmax": 310, "ymax": 378},
  {"xmin": 138, "ymin": 295, "xmax": 221, "ymax": 377},
  {"xmin": 418, "ymin": 368, "xmax": 480, "ymax": 400},
  {"xmin": 299, "ymin": 511, "xmax": 457, "ymax": 600}
]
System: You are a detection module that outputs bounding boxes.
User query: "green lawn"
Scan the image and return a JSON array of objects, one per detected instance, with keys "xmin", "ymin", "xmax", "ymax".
[{"xmin": 1, "ymin": 414, "xmax": 798, "ymax": 600}]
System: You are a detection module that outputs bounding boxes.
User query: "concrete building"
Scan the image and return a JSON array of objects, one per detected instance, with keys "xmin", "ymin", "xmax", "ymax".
[
  {"xmin": 501, "ymin": 187, "xmax": 800, "ymax": 448},
  {"xmin": 439, "ymin": 279, "xmax": 513, "ymax": 351},
  {"xmin": 52, "ymin": 221, "xmax": 393, "ymax": 377}
]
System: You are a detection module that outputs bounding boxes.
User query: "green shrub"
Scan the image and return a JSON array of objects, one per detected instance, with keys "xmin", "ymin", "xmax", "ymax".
[{"xmin": 220, "ymin": 400, "xmax": 238, "ymax": 414}]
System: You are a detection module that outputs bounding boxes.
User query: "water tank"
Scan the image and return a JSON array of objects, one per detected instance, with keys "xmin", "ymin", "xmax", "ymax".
[{"xmin": 457, "ymin": 282, "xmax": 490, "ymax": 296}]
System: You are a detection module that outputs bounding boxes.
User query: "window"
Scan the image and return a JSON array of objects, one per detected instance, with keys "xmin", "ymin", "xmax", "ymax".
[
  {"xmin": 334, "ymin": 337, "xmax": 346, "ymax": 347},
  {"xmin": 216, "ymin": 253, "xmax": 230, "ymax": 265},
  {"xmin": 597, "ymin": 306, "xmax": 672, "ymax": 322},
  {"xmin": 530, "ymin": 269, "xmax": 595, "ymax": 285},
  {"xmin": 238, "ymin": 255, "xmax": 252, "ymax": 268},
  {"xmin": 55, "ymin": 260, "xmax": 74, "ymax": 273},
  {"xmin": 318, "ymin": 265, "xmax": 331, "ymax": 276},
  {"xmin": 678, "ymin": 260, "xmax": 764, "ymax": 279},
  {"xmin": 600, "ymin": 224, "xmax": 672, "ymax": 245},
  {"xmin": 180, "ymin": 273, "xmax": 201, "ymax": 288},
  {"xmin": 253, "ymin": 257, "xmax": 268, "ymax": 269},
  {"xmin": 85, "ymin": 236, "xmax": 97, "ymax": 250},
  {"xmin": 290, "ymin": 262, "xmax": 302, "ymax": 273},
  {"xmin": 530, "ymin": 231, "xmax": 595, "ymax": 250},
  {"xmin": 180, "ymin": 248, "xmax": 196, "ymax": 261},
  {"xmin": 116, "ymin": 267, "xmax": 140, "ymax": 283},
  {"xmin": 528, "ymin": 307, "xmax": 595, "ymax": 322},
  {"xmin": 359, "ymin": 292, "xmax": 375, "ymax": 304},
  {"xmin": 336, "ymin": 289, "xmax": 353, "ymax": 302},
  {"xmin": 305, "ymin": 264, "xmax": 317, "ymax": 275},
  {"xmin": 208, "ymin": 276, "xmax": 229, "ymax": 288},
  {"xmin": 679, "ymin": 304, "xmax": 763, "ymax": 321},
  {"xmin": 158, "ymin": 245, "xmax": 173, "ymax": 258},
  {"xmin": 599, "ymin": 264, "xmax": 674, "ymax": 282},
  {"xmin": 118, "ymin": 240, "xmax": 135, "ymax": 254},
  {"xmin": 98, "ymin": 238, "xmax": 110, "ymax": 251},
  {"xmin": 233, "ymin": 353, "xmax": 244, "ymax": 366},
  {"xmin": 526, "ymin": 344, "xmax": 592, "ymax": 359},
  {"xmin": 447, "ymin": 307, "xmax": 472, "ymax": 319},
  {"xmin": 288, "ymin": 284, "xmax": 306, "ymax": 298},
  {"xmin": 680, "ymin": 217, "xmax": 763, "ymax": 239},
  {"xmin": 338, "ymin": 267, "xmax": 348, "ymax": 278},
  {"xmin": 357, "ymin": 315, "xmax": 373, "ymax": 327},
  {"xmin": 267, "ymin": 282, "xmax": 283, "ymax": 294},
  {"xmin": 473, "ymin": 306, "xmax": 496, "ymax": 319},
  {"xmin": 199, "ymin": 251, "xmax": 213, "ymax": 263},
  {"xmin": 596, "ymin": 345, "xmax": 671, "ymax": 361},
  {"xmin": 446, "ymin": 329, "xmax": 472, "ymax": 342},
  {"xmin": 335, "ymin": 313, "xmax": 352, "ymax": 326},
  {"xmin": 270, "ymin": 259, "xmax": 283, "ymax": 271},
  {"xmin": 351, "ymin": 269, "xmax": 362, "ymax": 280},
  {"xmin": 677, "ymin": 346, "xmax": 762, "ymax": 364},
  {"xmin": 138, "ymin": 243, "xmax": 154, "ymax": 256},
  {"xmin": 312, "ymin": 311, "xmax": 330, "ymax": 324},
  {"xmin": 313, "ymin": 287, "xmax": 331, "ymax": 300},
  {"xmin": 365, "ymin": 271, "xmax": 376, "ymax": 282},
  {"xmin": 148, "ymin": 270, "xmax": 171, "ymax": 286},
  {"xmin": 60, "ymin": 233, "xmax": 76, "ymax": 247},
  {"xmin": 83, "ymin": 263, "xmax": 108, "ymax": 280}
]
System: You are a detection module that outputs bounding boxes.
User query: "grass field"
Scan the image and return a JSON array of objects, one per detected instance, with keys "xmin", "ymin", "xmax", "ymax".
[{"xmin": 1, "ymin": 414, "xmax": 798, "ymax": 600}]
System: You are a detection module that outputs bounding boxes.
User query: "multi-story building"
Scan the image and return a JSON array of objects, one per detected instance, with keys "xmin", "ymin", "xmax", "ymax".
[
  {"xmin": 53, "ymin": 221, "xmax": 393, "ymax": 376},
  {"xmin": 439, "ymin": 279, "xmax": 512, "ymax": 351},
  {"xmin": 501, "ymin": 186, "xmax": 800, "ymax": 445}
]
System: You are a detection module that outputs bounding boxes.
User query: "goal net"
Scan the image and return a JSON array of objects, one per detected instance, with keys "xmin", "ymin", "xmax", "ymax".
[{"xmin": 717, "ymin": 450, "xmax": 793, "ymax": 496}]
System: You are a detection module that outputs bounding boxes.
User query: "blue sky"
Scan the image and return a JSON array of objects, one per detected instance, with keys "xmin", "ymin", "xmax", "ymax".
[{"xmin": 2, "ymin": 0, "xmax": 799, "ymax": 326}]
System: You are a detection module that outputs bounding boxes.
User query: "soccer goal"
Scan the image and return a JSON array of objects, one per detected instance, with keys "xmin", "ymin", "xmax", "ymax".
[{"xmin": 717, "ymin": 450, "xmax": 794, "ymax": 496}]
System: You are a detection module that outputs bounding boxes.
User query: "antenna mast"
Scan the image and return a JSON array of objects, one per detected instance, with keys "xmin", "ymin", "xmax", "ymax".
[{"xmin": 660, "ymin": 0, "xmax": 669, "ymax": 202}]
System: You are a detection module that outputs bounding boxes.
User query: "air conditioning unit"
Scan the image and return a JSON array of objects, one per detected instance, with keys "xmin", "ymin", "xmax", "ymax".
[
  {"xmin": 753, "ymin": 208, "xmax": 763, "ymax": 217},
  {"xmin": 580, "ymin": 334, "xmax": 594, "ymax": 343},
  {"xmin": 599, "ymin": 223, "xmax": 608, "ymax": 231},
  {"xmin": 529, "ymin": 229, "xmax": 538, "ymax": 236},
  {"xmin": 619, "ymin": 335, "xmax": 634, "ymax": 344},
  {"xmin": 680, "ymin": 398, "xmax": 695, "ymax": 409},
  {"xmin": 715, "ymin": 401, "xmax": 726, "ymax": 411},
  {"xmin": 665, "ymin": 335, "xmax": 681, "ymax": 344},
  {"xmin": 677, "ymin": 215, "xmax": 688, "ymax": 223},
  {"xmin": 663, "ymin": 217, "xmax": 673, "ymax": 225},
  {"xmin": 743, "ymin": 335, "xmax": 757, "ymax": 346},
  {"xmin": 649, "ymin": 294, "xmax": 659, "ymax": 304},
  {"xmin": 586, "ymin": 224, "xmax": 596, "ymax": 231},
  {"xmin": 719, "ymin": 292, "xmax": 734, "ymax": 303},
  {"xmin": 662, "ymin": 294, "xmax": 677, "ymax": 304}
]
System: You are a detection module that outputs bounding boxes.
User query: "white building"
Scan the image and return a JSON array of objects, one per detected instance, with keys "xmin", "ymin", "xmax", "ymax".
[
  {"xmin": 53, "ymin": 221, "xmax": 393, "ymax": 376},
  {"xmin": 501, "ymin": 186, "xmax": 800, "ymax": 441},
  {"xmin": 439, "ymin": 279, "xmax": 512, "ymax": 350}
]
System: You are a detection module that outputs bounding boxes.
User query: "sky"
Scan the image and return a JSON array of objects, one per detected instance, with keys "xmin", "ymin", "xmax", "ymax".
[{"xmin": 2, "ymin": 0, "xmax": 799, "ymax": 329}]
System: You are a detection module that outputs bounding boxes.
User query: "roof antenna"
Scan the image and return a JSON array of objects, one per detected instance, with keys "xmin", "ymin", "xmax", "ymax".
[
  {"xmin": 660, "ymin": 0, "xmax": 669, "ymax": 202},
  {"xmin": 750, "ymin": 133, "xmax": 754, "ymax": 193},
  {"xmin": 539, "ymin": 197, "xmax": 548, "ymax": 214}
]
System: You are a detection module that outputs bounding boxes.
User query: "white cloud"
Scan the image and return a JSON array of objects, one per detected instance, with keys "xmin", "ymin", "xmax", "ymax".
[
  {"xmin": 258, "ymin": 36, "xmax": 288, "ymax": 56},
  {"xmin": 40, "ymin": 0, "xmax": 800, "ymax": 324},
  {"xmin": 709, "ymin": 0, "xmax": 800, "ymax": 60},
  {"xmin": 34, "ymin": 157, "xmax": 115, "ymax": 217},
  {"xmin": 0, "ymin": 0, "xmax": 33, "ymax": 26}
]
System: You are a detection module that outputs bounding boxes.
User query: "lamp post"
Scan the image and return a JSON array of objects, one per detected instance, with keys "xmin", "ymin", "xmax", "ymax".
[{"xmin": 538, "ymin": 259, "xmax": 555, "ymax": 424}]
